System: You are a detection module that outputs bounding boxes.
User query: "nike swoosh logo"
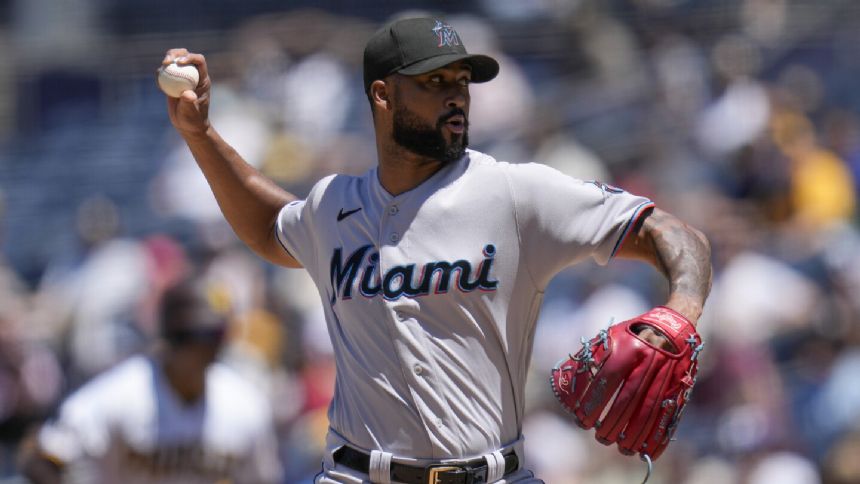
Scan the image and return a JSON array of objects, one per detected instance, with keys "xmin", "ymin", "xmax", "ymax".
[{"xmin": 337, "ymin": 207, "xmax": 362, "ymax": 221}]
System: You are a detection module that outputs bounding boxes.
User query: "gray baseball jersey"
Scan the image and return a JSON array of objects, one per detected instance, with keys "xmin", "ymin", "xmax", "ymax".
[{"xmin": 276, "ymin": 149, "xmax": 653, "ymax": 474}]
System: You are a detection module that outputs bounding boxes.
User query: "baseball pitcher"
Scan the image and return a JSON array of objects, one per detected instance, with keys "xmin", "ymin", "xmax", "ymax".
[{"xmin": 159, "ymin": 17, "xmax": 712, "ymax": 484}]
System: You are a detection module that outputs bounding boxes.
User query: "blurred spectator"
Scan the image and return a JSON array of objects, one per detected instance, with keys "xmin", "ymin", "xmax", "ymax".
[
  {"xmin": 824, "ymin": 429, "xmax": 860, "ymax": 484},
  {"xmin": 747, "ymin": 451, "xmax": 821, "ymax": 484},
  {"xmin": 18, "ymin": 276, "xmax": 282, "ymax": 483},
  {"xmin": 696, "ymin": 35, "xmax": 770, "ymax": 158},
  {"xmin": 812, "ymin": 349, "xmax": 860, "ymax": 450},
  {"xmin": 0, "ymin": 293, "xmax": 62, "ymax": 479},
  {"xmin": 156, "ymin": 87, "xmax": 273, "ymax": 225},
  {"xmin": 682, "ymin": 456, "xmax": 740, "ymax": 484},
  {"xmin": 771, "ymin": 107, "xmax": 856, "ymax": 228},
  {"xmin": 708, "ymin": 250, "xmax": 820, "ymax": 343},
  {"xmin": 822, "ymin": 109, "xmax": 860, "ymax": 199},
  {"xmin": 33, "ymin": 196, "xmax": 155, "ymax": 381}
]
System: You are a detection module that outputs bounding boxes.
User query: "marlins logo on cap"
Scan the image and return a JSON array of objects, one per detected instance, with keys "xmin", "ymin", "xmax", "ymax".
[{"xmin": 432, "ymin": 20, "xmax": 460, "ymax": 47}]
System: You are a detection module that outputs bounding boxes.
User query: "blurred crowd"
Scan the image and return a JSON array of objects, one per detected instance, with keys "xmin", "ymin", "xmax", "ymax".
[{"xmin": 2, "ymin": 1, "xmax": 860, "ymax": 483}]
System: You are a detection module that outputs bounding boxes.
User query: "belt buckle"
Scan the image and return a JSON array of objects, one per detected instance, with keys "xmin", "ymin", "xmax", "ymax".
[{"xmin": 425, "ymin": 465, "xmax": 465, "ymax": 484}]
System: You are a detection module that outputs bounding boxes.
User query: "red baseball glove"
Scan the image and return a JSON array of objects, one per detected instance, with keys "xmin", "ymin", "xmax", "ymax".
[{"xmin": 549, "ymin": 306, "xmax": 703, "ymax": 461}]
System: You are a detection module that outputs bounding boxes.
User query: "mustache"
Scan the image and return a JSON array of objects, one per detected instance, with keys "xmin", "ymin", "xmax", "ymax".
[{"xmin": 439, "ymin": 108, "xmax": 468, "ymax": 125}]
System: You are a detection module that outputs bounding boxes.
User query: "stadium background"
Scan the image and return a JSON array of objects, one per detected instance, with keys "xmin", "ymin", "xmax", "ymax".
[{"xmin": 1, "ymin": 0, "xmax": 860, "ymax": 482}]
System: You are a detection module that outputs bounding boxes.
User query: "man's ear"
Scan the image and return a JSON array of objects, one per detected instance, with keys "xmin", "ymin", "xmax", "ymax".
[{"xmin": 370, "ymin": 80, "xmax": 391, "ymax": 111}]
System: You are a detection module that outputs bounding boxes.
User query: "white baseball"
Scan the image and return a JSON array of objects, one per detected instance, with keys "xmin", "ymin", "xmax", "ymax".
[{"xmin": 157, "ymin": 62, "xmax": 200, "ymax": 98}]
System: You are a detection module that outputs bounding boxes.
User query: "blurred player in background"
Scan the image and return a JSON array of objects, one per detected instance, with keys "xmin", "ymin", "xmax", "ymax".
[{"xmin": 18, "ymin": 276, "xmax": 282, "ymax": 484}]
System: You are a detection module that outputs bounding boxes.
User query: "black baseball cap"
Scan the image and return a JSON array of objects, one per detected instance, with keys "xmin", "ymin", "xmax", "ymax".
[{"xmin": 363, "ymin": 17, "xmax": 500, "ymax": 92}]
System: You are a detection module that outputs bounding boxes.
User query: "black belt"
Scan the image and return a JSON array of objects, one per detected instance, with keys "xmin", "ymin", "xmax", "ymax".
[{"xmin": 333, "ymin": 446, "xmax": 519, "ymax": 484}]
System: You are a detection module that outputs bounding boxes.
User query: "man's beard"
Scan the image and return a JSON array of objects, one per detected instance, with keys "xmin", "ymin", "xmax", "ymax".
[{"xmin": 392, "ymin": 104, "xmax": 468, "ymax": 164}]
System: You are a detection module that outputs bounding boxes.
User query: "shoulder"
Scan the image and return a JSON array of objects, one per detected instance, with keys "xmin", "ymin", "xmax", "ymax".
[
  {"xmin": 503, "ymin": 160, "xmax": 577, "ymax": 180},
  {"xmin": 306, "ymin": 174, "xmax": 338, "ymax": 201},
  {"xmin": 55, "ymin": 355, "xmax": 152, "ymax": 425},
  {"xmin": 207, "ymin": 363, "xmax": 271, "ymax": 419},
  {"xmin": 467, "ymin": 150, "xmax": 573, "ymax": 179},
  {"xmin": 67, "ymin": 355, "xmax": 151, "ymax": 403},
  {"xmin": 471, "ymin": 154, "xmax": 590, "ymax": 196},
  {"xmin": 460, "ymin": 149, "xmax": 513, "ymax": 182},
  {"xmin": 309, "ymin": 172, "xmax": 367, "ymax": 200},
  {"xmin": 458, "ymin": 152, "xmax": 595, "ymax": 203},
  {"xmin": 299, "ymin": 172, "xmax": 369, "ymax": 212},
  {"xmin": 464, "ymin": 149, "xmax": 511, "ymax": 173}
]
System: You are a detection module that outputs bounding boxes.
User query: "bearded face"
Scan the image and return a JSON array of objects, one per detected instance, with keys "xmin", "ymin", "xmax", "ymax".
[{"xmin": 391, "ymin": 90, "xmax": 469, "ymax": 164}]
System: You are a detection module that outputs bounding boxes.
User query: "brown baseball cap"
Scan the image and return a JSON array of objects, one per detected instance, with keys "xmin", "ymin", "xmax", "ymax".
[{"xmin": 363, "ymin": 17, "xmax": 500, "ymax": 92}]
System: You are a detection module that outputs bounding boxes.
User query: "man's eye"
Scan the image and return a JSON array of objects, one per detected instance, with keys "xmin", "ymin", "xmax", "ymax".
[
  {"xmin": 459, "ymin": 78, "xmax": 470, "ymax": 86},
  {"xmin": 429, "ymin": 76, "xmax": 442, "ymax": 83}
]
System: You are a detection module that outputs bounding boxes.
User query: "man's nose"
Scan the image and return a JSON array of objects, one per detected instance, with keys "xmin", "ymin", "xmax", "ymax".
[{"xmin": 446, "ymin": 91, "xmax": 466, "ymax": 109}]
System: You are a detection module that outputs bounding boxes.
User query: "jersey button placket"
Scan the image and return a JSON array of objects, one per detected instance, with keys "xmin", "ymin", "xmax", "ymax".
[{"xmin": 381, "ymin": 199, "xmax": 402, "ymax": 246}]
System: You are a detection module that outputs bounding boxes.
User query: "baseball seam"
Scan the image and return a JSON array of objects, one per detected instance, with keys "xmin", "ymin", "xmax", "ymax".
[{"xmin": 162, "ymin": 66, "xmax": 198, "ymax": 85}]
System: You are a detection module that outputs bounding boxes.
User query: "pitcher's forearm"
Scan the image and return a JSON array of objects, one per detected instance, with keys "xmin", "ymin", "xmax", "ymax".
[
  {"xmin": 643, "ymin": 210, "xmax": 712, "ymax": 322},
  {"xmin": 617, "ymin": 208, "xmax": 712, "ymax": 323},
  {"xmin": 183, "ymin": 127, "xmax": 296, "ymax": 254}
]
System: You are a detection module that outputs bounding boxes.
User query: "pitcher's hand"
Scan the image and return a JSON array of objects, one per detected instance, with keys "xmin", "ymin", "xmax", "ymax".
[{"xmin": 160, "ymin": 49, "xmax": 211, "ymax": 138}]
